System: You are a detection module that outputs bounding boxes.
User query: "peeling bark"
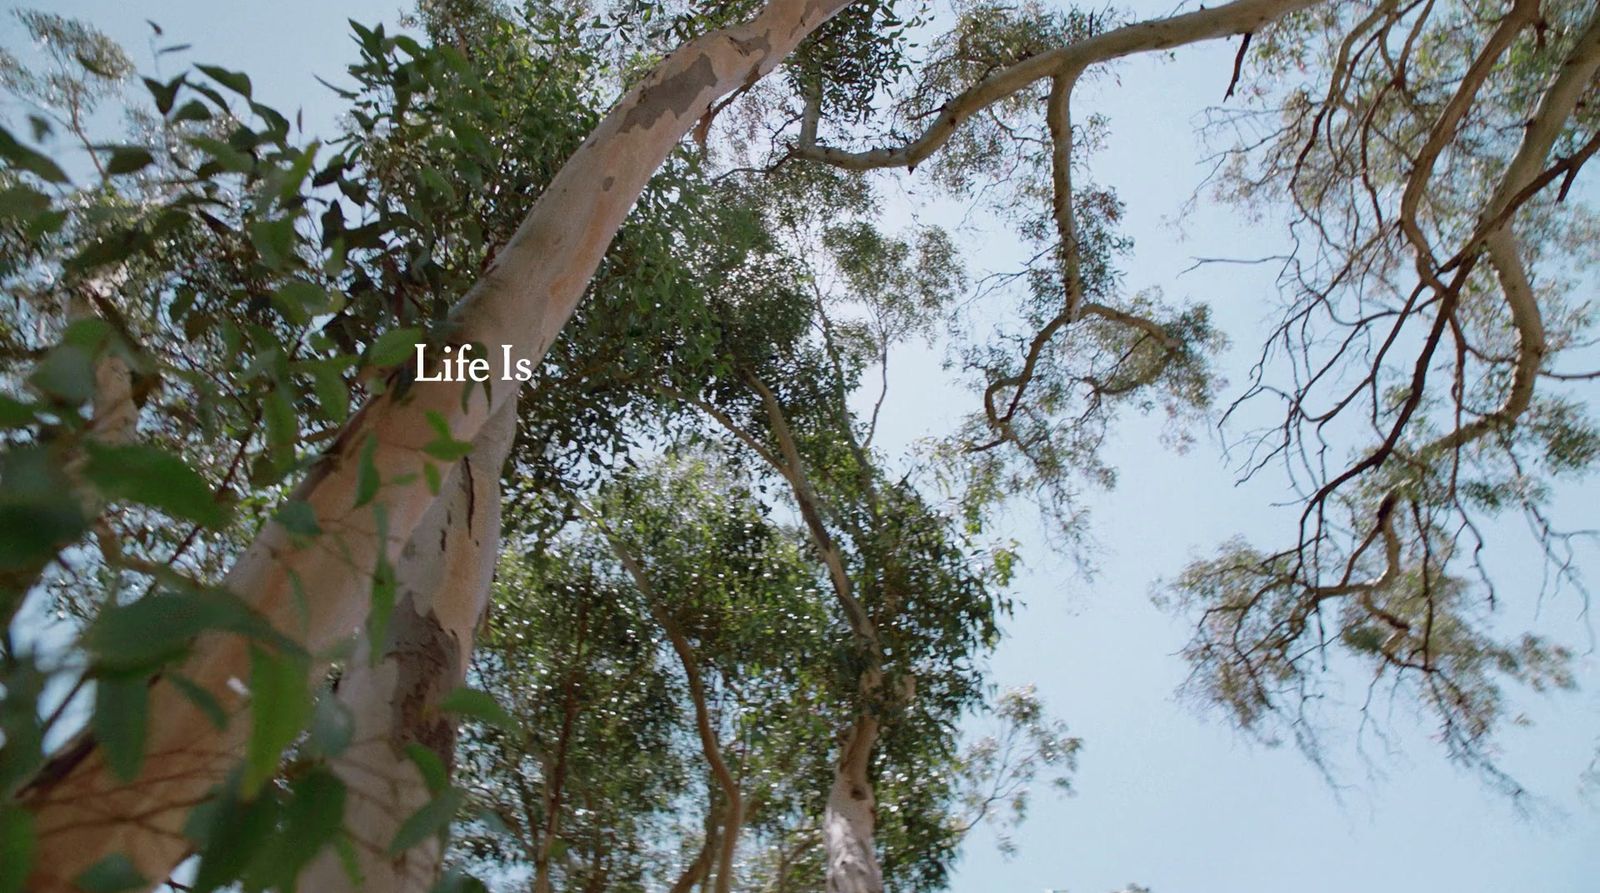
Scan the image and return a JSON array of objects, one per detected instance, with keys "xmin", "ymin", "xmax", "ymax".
[{"xmin": 20, "ymin": 0, "xmax": 857, "ymax": 887}]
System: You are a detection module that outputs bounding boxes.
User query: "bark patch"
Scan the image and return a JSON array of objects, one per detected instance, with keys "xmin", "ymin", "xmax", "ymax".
[
  {"xmin": 621, "ymin": 54, "xmax": 718, "ymax": 132},
  {"xmin": 388, "ymin": 594, "xmax": 462, "ymax": 771},
  {"xmin": 731, "ymin": 33, "xmax": 770, "ymax": 61}
]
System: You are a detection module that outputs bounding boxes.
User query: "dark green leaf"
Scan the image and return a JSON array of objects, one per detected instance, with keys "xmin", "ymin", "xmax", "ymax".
[
  {"xmin": 186, "ymin": 135, "xmax": 252, "ymax": 172},
  {"xmin": 368, "ymin": 327, "xmax": 422, "ymax": 367},
  {"xmin": 306, "ymin": 695, "xmax": 353, "ymax": 758},
  {"xmin": 187, "ymin": 777, "xmax": 277, "ymax": 893},
  {"xmin": 275, "ymin": 500, "xmax": 321, "ymax": 537},
  {"xmin": 438, "ymin": 686, "xmax": 517, "ymax": 732},
  {"xmin": 0, "ymin": 185, "xmax": 51, "ymax": 221},
  {"xmin": 243, "ymin": 646, "xmax": 311, "ymax": 796},
  {"xmin": 104, "ymin": 146, "xmax": 155, "ymax": 175},
  {"xmin": 28, "ymin": 344, "xmax": 96, "ymax": 403},
  {"xmin": 273, "ymin": 768, "xmax": 346, "ymax": 879},
  {"xmin": 366, "ymin": 549, "xmax": 397, "ymax": 657},
  {"xmin": 249, "ymin": 216, "xmax": 297, "ymax": 269},
  {"xmin": 170, "ymin": 673, "xmax": 228, "ymax": 731},
  {"xmin": 93, "ymin": 673, "xmax": 149, "ymax": 782},
  {"xmin": 423, "ymin": 411, "xmax": 472, "ymax": 462},
  {"xmin": 72, "ymin": 854, "xmax": 146, "ymax": 893},
  {"xmin": 0, "ymin": 807, "xmax": 34, "ymax": 893},
  {"xmin": 388, "ymin": 787, "xmax": 464, "ymax": 854},
  {"xmin": 83, "ymin": 442, "xmax": 229, "ymax": 529},
  {"xmin": 170, "ymin": 99, "xmax": 211, "ymax": 123},
  {"xmin": 0, "ymin": 126, "xmax": 68, "ymax": 183},
  {"xmin": 354, "ymin": 435, "xmax": 380, "ymax": 508},
  {"xmin": 430, "ymin": 870, "xmax": 491, "ymax": 893},
  {"xmin": 195, "ymin": 64, "xmax": 251, "ymax": 98},
  {"xmin": 85, "ymin": 590, "xmax": 273, "ymax": 672},
  {"xmin": 404, "ymin": 743, "xmax": 447, "ymax": 795}
]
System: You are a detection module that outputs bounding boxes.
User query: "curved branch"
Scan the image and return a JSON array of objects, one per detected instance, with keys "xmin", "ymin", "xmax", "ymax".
[{"xmin": 794, "ymin": 0, "xmax": 1324, "ymax": 171}]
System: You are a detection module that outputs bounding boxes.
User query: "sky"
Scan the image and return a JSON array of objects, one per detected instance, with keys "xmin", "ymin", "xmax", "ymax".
[{"xmin": 7, "ymin": 1, "xmax": 1599, "ymax": 891}]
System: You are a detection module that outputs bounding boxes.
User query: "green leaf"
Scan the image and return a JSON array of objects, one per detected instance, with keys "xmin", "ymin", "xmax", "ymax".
[
  {"xmin": 0, "ymin": 126, "xmax": 69, "ymax": 183},
  {"xmin": 310, "ymin": 365, "xmax": 349, "ymax": 424},
  {"xmin": 404, "ymin": 743, "xmax": 448, "ymax": 795},
  {"xmin": 263, "ymin": 387, "xmax": 298, "ymax": 453},
  {"xmin": 0, "ymin": 807, "xmax": 34, "ymax": 893},
  {"xmin": 0, "ymin": 395, "xmax": 36, "ymax": 432},
  {"xmin": 61, "ymin": 317, "xmax": 113, "ymax": 351},
  {"xmin": 170, "ymin": 673, "xmax": 228, "ymax": 731},
  {"xmin": 422, "ymin": 411, "xmax": 472, "ymax": 462},
  {"xmin": 170, "ymin": 99, "xmax": 211, "ymax": 123},
  {"xmin": 243, "ymin": 646, "xmax": 311, "ymax": 797},
  {"xmin": 104, "ymin": 146, "xmax": 155, "ymax": 176},
  {"xmin": 72, "ymin": 223, "xmax": 150, "ymax": 273},
  {"xmin": 430, "ymin": 870, "xmax": 491, "ymax": 893},
  {"xmin": 0, "ymin": 447, "xmax": 86, "ymax": 574},
  {"xmin": 187, "ymin": 778, "xmax": 277, "ymax": 893},
  {"xmin": 141, "ymin": 74, "xmax": 184, "ymax": 115},
  {"xmin": 366, "ymin": 549, "xmax": 397, "ymax": 657},
  {"xmin": 195, "ymin": 64, "xmax": 252, "ymax": 98},
  {"xmin": 306, "ymin": 695, "xmax": 353, "ymax": 758},
  {"xmin": 271, "ymin": 280, "xmax": 334, "ymax": 325},
  {"xmin": 85, "ymin": 590, "xmax": 275, "ymax": 673},
  {"xmin": 93, "ymin": 673, "xmax": 150, "ymax": 782},
  {"xmin": 72, "ymin": 854, "xmax": 146, "ymax": 893},
  {"xmin": 273, "ymin": 768, "xmax": 346, "ymax": 879},
  {"xmin": 275, "ymin": 499, "xmax": 321, "ymax": 537},
  {"xmin": 388, "ymin": 787, "xmax": 464, "ymax": 855},
  {"xmin": 28, "ymin": 343, "xmax": 96, "ymax": 403},
  {"xmin": 186, "ymin": 135, "xmax": 252, "ymax": 172},
  {"xmin": 0, "ymin": 185, "xmax": 51, "ymax": 221},
  {"xmin": 249, "ymin": 216, "xmax": 297, "ymax": 269},
  {"xmin": 354, "ymin": 435, "xmax": 380, "ymax": 508},
  {"xmin": 83, "ymin": 442, "xmax": 229, "ymax": 529},
  {"xmin": 438, "ymin": 686, "xmax": 517, "ymax": 732},
  {"xmin": 368, "ymin": 327, "xmax": 422, "ymax": 367}
]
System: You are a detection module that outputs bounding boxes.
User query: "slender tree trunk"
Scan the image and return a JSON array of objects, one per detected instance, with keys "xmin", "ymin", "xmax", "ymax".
[
  {"xmin": 669, "ymin": 798, "xmax": 719, "ymax": 893},
  {"xmin": 295, "ymin": 400, "xmax": 515, "ymax": 893},
  {"xmin": 19, "ymin": 1, "xmax": 858, "ymax": 888},
  {"xmin": 823, "ymin": 714, "xmax": 881, "ymax": 893},
  {"xmin": 533, "ymin": 613, "xmax": 587, "ymax": 893},
  {"xmin": 596, "ymin": 512, "xmax": 746, "ymax": 893}
]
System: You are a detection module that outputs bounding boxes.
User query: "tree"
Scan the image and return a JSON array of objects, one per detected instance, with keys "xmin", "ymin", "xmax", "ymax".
[{"xmin": 2, "ymin": 0, "xmax": 1596, "ymax": 890}]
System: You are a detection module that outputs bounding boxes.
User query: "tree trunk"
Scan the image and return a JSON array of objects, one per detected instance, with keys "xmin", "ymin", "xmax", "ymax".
[
  {"xmin": 823, "ymin": 715, "xmax": 881, "ymax": 893},
  {"xmin": 19, "ymin": 1, "xmax": 857, "ymax": 888},
  {"xmin": 533, "ymin": 627, "xmax": 586, "ymax": 893},
  {"xmin": 294, "ymin": 401, "xmax": 514, "ymax": 892},
  {"xmin": 603, "ymin": 527, "xmax": 745, "ymax": 893}
]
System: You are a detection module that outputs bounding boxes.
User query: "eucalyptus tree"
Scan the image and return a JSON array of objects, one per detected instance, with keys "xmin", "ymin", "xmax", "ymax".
[
  {"xmin": 0, "ymin": 0, "xmax": 845, "ymax": 886},
  {"xmin": 618, "ymin": 158, "xmax": 1043, "ymax": 893},
  {"xmin": 453, "ymin": 523, "xmax": 693, "ymax": 893},
  {"xmin": 1, "ymin": 0, "xmax": 1596, "ymax": 891}
]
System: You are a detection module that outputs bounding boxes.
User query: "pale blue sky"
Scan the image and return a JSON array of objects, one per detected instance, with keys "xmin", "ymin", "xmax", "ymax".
[{"xmin": 10, "ymin": 1, "xmax": 1598, "ymax": 891}]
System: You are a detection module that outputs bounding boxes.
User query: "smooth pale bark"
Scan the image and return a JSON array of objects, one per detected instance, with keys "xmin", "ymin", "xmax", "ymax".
[
  {"xmin": 20, "ymin": 0, "xmax": 858, "ymax": 887},
  {"xmin": 823, "ymin": 715, "xmax": 881, "ymax": 893},
  {"xmin": 294, "ymin": 401, "xmax": 515, "ymax": 892}
]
